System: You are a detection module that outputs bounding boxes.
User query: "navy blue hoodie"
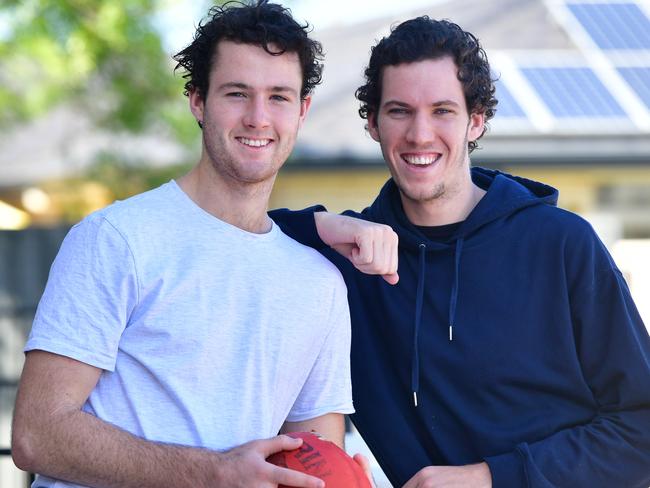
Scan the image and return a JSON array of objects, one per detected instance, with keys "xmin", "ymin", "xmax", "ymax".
[{"xmin": 270, "ymin": 167, "xmax": 650, "ymax": 487}]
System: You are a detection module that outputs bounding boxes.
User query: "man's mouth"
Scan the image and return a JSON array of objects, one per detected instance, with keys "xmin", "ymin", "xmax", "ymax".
[
  {"xmin": 236, "ymin": 137, "xmax": 272, "ymax": 148},
  {"xmin": 401, "ymin": 153, "xmax": 441, "ymax": 166}
]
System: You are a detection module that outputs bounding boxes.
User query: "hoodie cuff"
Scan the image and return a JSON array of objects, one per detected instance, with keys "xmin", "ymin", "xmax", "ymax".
[
  {"xmin": 484, "ymin": 449, "xmax": 527, "ymax": 488},
  {"xmin": 269, "ymin": 205, "xmax": 328, "ymax": 249}
]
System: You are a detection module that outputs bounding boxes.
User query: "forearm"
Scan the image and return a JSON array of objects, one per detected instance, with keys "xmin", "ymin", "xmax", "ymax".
[
  {"xmin": 313, "ymin": 212, "xmax": 399, "ymax": 283},
  {"xmin": 485, "ymin": 408, "xmax": 650, "ymax": 487},
  {"xmin": 281, "ymin": 413, "xmax": 345, "ymax": 449},
  {"xmin": 269, "ymin": 208, "xmax": 375, "ymax": 248},
  {"xmin": 14, "ymin": 406, "xmax": 219, "ymax": 488},
  {"xmin": 314, "ymin": 212, "xmax": 363, "ymax": 246}
]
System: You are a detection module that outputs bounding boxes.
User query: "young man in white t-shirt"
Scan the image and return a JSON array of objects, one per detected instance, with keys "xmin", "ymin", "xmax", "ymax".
[{"xmin": 11, "ymin": 2, "xmax": 395, "ymax": 487}]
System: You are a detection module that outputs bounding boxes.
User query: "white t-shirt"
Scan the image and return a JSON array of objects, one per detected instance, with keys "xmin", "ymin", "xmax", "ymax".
[{"xmin": 26, "ymin": 181, "xmax": 353, "ymax": 488}]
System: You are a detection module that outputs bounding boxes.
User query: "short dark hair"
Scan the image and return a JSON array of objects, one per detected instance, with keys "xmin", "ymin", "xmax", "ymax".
[
  {"xmin": 173, "ymin": 0, "xmax": 323, "ymax": 101},
  {"xmin": 356, "ymin": 17, "xmax": 497, "ymax": 152}
]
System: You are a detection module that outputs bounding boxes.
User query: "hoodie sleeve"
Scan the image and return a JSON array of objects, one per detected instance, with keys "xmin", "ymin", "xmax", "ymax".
[
  {"xmin": 268, "ymin": 206, "xmax": 329, "ymax": 249},
  {"xmin": 269, "ymin": 206, "xmax": 370, "ymax": 250},
  {"xmin": 485, "ymin": 226, "xmax": 650, "ymax": 488}
]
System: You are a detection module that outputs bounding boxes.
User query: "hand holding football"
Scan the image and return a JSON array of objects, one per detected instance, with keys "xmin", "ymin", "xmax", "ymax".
[{"xmin": 267, "ymin": 432, "xmax": 372, "ymax": 488}]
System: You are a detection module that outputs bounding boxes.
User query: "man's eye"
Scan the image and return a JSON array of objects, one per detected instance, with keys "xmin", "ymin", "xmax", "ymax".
[
  {"xmin": 388, "ymin": 108, "xmax": 408, "ymax": 115},
  {"xmin": 271, "ymin": 95, "xmax": 289, "ymax": 102},
  {"xmin": 226, "ymin": 92, "xmax": 246, "ymax": 98},
  {"xmin": 434, "ymin": 108, "xmax": 452, "ymax": 114}
]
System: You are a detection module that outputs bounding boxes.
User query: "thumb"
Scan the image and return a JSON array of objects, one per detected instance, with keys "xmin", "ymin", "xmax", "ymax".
[
  {"xmin": 331, "ymin": 243, "xmax": 355, "ymax": 260},
  {"xmin": 382, "ymin": 272, "xmax": 399, "ymax": 285},
  {"xmin": 353, "ymin": 453, "xmax": 376, "ymax": 488}
]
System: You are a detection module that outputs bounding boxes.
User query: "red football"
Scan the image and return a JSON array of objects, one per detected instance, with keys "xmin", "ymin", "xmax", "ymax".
[{"xmin": 267, "ymin": 432, "xmax": 372, "ymax": 488}]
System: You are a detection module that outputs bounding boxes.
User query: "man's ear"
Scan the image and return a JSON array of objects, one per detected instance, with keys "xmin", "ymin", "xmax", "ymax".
[
  {"xmin": 467, "ymin": 111, "xmax": 485, "ymax": 143},
  {"xmin": 189, "ymin": 88, "xmax": 205, "ymax": 128},
  {"xmin": 367, "ymin": 112, "xmax": 380, "ymax": 142},
  {"xmin": 297, "ymin": 95, "xmax": 312, "ymax": 129}
]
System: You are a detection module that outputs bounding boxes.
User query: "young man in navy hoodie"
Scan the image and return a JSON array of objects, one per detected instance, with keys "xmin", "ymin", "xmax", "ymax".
[{"xmin": 271, "ymin": 17, "xmax": 650, "ymax": 488}]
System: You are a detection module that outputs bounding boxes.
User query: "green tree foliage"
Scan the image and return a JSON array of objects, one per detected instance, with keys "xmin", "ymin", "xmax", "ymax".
[{"xmin": 0, "ymin": 0, "xmax": 207, "ymax": 144}]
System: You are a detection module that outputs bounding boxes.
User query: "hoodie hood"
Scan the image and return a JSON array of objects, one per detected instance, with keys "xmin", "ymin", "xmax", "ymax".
[
  {"xmin": 366, "ymin": 166, "xmax": 558, "ymax": 251},
  {"xmin": 365, "ymin": 167, "xmax": 559, "ymax": 407}
]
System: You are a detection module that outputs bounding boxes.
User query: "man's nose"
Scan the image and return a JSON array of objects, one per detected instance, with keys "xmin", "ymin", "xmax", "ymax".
[
  {"xmin": 243, "ymin": 97, "xmax": 271, "ymax": 129},
  {"xmin": 405, "ymin": 112, "xmax": 434, "ymax": 146}
]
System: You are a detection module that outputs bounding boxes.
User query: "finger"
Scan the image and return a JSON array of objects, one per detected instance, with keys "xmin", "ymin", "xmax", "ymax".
[
  {"xmin": 402, "ymin": 467, "xmax": 432, "ymax": 488},
  {"xmin": 352, "ymin": 453, "xmax": 376, "ymax": 488},
  {"xmin": 353, "ymin": 234, "xmax": 373, "ymax": 265},
  {"xmin": 372, "ymin": 230, "xmax": 384, "ymax": 271},
  {"xmin": 382, "ymin": 272, "xmax": 399, "ymax": 285},
  {"xmin": 270, "ymin": 465, "xmax": 325, "ymax": 488},
  {"xmin": 257, "ymin": 434, "xmax": 303, "ymax": 457},
  {"xmin": 380, "ymin": 229, "xmax": 396, "ymax": 274},
  {"xmin": 372, "ymin": 228, "xmax": 395, "ymax": 277},
  {"xmin": 331, "ymin": 243, "xmax": 355, "ymax": 260},
  {"xmin": 401, "ymin": 476, "xmax": 418, "ymax": 488}
]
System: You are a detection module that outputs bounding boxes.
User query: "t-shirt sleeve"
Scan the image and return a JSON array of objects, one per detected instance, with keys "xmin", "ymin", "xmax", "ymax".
[
  {"xmin": 285, "ymin": 275, "xmax": 354, "ymax": 421},
  {"xmin": 25, "ymin": 215, "xmax": 139, "ymax": 371}
]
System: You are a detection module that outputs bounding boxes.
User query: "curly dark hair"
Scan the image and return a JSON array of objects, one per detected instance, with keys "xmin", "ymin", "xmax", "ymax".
[
  {"xmin": 173, "ymin": 0, "xmax": 323, "ymax": 102},
  {"xmin": 356, "ymin": 17, "xmax": 497, "ymax": 153}
]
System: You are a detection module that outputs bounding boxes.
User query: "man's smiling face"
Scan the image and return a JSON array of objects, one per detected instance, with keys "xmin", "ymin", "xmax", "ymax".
[
  {"xmin": 368, "ymin": 56, "xmax": 484, "ymax": 205},
  {"xmin": 190, "ymin": 40, "xmax": 310, "ymax": 186}
]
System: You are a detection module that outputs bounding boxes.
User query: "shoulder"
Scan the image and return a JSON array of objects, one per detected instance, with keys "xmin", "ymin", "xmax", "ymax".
[
  {"xmin": 276, "ymin": 229, "xmax": 346, "ymax": 287},
  {"xmin": 97, "ymin": 183, "xmax": 175, "ymax": 229},
  {"xmin": 64, "ymin": 209, "xmax": 127, "ymax": 252},
  {"xmin": 524, "ymin": 204, "xmax": 615, "ymax": 272},
  {"xmin": 520, "ymin": 203, "xmax": 597, "ymax": 240},
  {"xmin": 69, "ymin": 183, "xmax": 178, "ymax": 253},
  {"xmin": 506, "ymin": 203, "xmax": 609, "ymax": 270}
]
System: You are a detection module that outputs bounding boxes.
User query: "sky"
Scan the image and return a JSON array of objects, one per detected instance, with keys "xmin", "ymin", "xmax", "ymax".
[
  {"xmin": 158, "ymin": 0, "xmax": 442, "ymax": 53},
  {"xmin": 285, "ymin": 0, "xmax": 442, "ymax": 27}
]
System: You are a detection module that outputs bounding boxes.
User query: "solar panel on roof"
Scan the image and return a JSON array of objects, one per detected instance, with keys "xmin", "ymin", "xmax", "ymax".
[
  {"xmin": 567, "ymin": 2, "xmax": 650, "ymax": 50},
  {"xmin": 617, "ymin": 67, "xmax": 650, "ymax": 108},
  {"xmin": 521, "ymin": 67, "xmax": 626, "ymax": 117},
  {"xmin": 494, "ymin": 81, "xmax": 526, "ymax": 118}
]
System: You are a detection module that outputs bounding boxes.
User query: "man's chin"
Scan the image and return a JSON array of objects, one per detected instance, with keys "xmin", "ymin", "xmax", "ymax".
[{"xmin": 398, "ymin": 184, "xmax": 446, "ymax": 204}]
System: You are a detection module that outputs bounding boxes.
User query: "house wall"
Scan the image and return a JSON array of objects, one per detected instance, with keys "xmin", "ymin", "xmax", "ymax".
[{"xmin": 270, "ymin": 164, "xmax": 650, "ymax": 240}]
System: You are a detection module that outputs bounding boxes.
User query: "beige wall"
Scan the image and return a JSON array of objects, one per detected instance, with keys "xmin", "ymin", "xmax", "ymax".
[
  {"xmin": 270, "ymin": 168, "xmax": 390, "ymax": 213},
  {"xmin": 509, "ymin": 167, "xmax": 650, "ymax": 215},
  {"xmin": 271, "ymin": 165, "xmax": 650, "ymax": 218}
]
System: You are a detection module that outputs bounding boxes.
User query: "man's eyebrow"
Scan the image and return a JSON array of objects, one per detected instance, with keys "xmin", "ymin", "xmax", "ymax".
[
  {"xmin": 382, "ymin": 99, "xmax": 461, "ymax": 108},
  {"xmin": 270, "ymin": 85, "xmax": 298, "ymax": 94},
  {"xmin": 217, "ymin": 82, "xmax": 298, "ymax": 96},
  {"xmin": 217, "ymin": 82, "xmax": 250, "ymax": 91},
  {"xmin": 383, "ymin": 100, "xmax": 411, "ymax": 108},
  {"xmin": 432, "ymin": 99, "xmax": 461, "ymax": 107}
]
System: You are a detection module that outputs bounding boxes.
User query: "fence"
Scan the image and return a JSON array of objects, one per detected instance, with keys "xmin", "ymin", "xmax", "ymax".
[{"xmin": 0, "ymin": 226, "xmax": 70, "ymax": 488}]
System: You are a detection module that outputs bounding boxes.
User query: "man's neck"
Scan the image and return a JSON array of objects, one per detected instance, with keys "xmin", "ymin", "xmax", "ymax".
[
  {"xmin": 402, "ymin": 180, "xmax": 485, "ymax": 227},
  {"xmin": 177, "ymin": 161, "xmax": 275, "ymax": 234}
]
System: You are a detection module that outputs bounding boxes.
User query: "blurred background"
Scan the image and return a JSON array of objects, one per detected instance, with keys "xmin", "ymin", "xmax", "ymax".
[{"xmin": 1, "ymin": 0, "xmax": 649, "ymax": 486}]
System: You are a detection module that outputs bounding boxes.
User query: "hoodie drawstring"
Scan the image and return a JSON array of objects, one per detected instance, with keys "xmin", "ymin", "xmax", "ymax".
[
  {"xmin": 411, "ymin": 243, "xmax": 426, "ymax": 407},
  {"xmin": 449, "ymin": 237, "xmax": 463, "ymax": 342},
  {"xmin": 411, "ymin": 238, "xmax": 464, "ymax": 407}
]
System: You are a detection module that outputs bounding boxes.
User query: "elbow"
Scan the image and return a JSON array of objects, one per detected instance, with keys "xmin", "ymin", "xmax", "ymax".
[
  {"xmin": 11, "ymin": 420, "xmax": 39, "ymax": 472},
  {"xmin": 11, "ymin": 445, "xmax": 34, "ymax": 473}
]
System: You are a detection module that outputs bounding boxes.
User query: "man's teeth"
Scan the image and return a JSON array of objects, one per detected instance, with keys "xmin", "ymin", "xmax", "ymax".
[
  {"xmin": 239, "ymin": 137, "xmax": 271, "ymax": 147},
  {"xmin": 403, "ymin": 155, "xmax": 437, "ymax": 165}
]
